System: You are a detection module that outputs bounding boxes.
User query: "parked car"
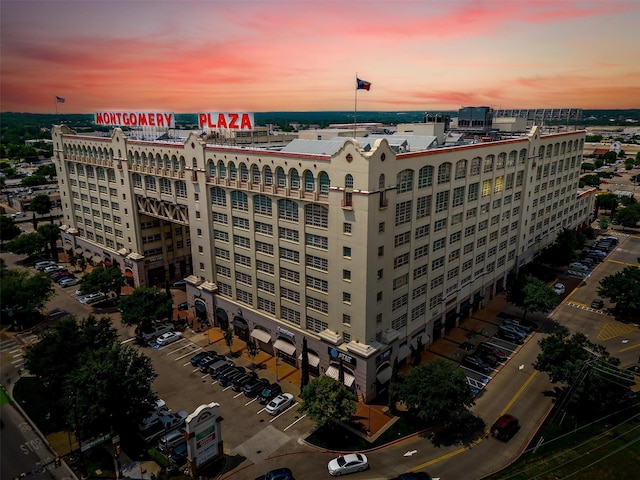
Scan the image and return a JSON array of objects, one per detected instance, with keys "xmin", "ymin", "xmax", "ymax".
[
  {"xmin": 498, "ymin": 324, "xmax": 527, "ymax": 340},
  {"xmin": 230, "ymin": 372, "xmax": 258, "ymax": 392},
  {"xmin": 568, "ymin": 262, "xmax": 589, "ymax": 271},
  {"xmin": 601, "ymin": 236, "xmax": 618, "ymax": 245},
  {"xmin": 475, "ymin": 342, "xmax": 507, "ymax": 362},
  {"xmin": 327, "ymin": 453, "xmax": 369, "ymax": 476},
  {"xmin": 190, "ymin": 351, "xmax": 213, "ymax": 367},
  {"xmin": 243, "ymin": 377, "xmax": 270, "ymax": 398},
  {"xmin": 477, "ymin": 352, "xmax": 499, "ymax": 368},
  {"xmin": 258, "ymin": 383, "xmax": 283, "ymax": 404},
  {"xmin": 265, "ymin": 393, "xmax": 295, "ymax": 415},
  {"xmin": 217, "ymin": 366, "xmax": 246, "ymax": 387},
  {"xmin": 156, "ymin": 331, "xmax": 183, "ymax": 346},
  {"xmin": 198, "ymin": 354, "xmax": 223, "ymax": 372},
  {"xmin": 254, "ymin": 468, "xmax": 294, "ymax": 480},
  {"xmin": 59, "ymin": 277, "xmax": 82, "ymax": 287},
  {"xmin": 580, "ymin": 258, "xmax": 595, "ymax": 268},
  {"xmin": 208, "ymin": 358, "xmax": 235, "ymax": 377},
  {"xmin": 170, "ymin": 442, "xmax": 188, "ymax": 464},
  {"xmin": 54, "ymin": 272, "xmax": 74, "ymax": 283},
  {"xmin": 495, "ymin": 329, "xmax": 524, "ymax": 344},
  {"xmin": 159, "ymin": 410, "xmax": 188, "ymax": 432},
  {"xmin": 461, "ymin": 355, "xmax": 492, "ymax": 374},
  {"xmin": 141, "ymin": 322, "xmax": 176, "ymax": 343},
  {"xmin": 44, "ymin": 264, "xmax": 65, "ymax": 274},
  {"xmin": 172, "ymin": 279, "xmax": 187, "ymax": 289},
  {"xmin": 589, "ymin": 248, "xmax": 608, "ymax": 257},
  {"xmin": 80, "ymin": 292, "xmax": 107, "ymax": 305},
  {"xmin": 35, "ymin": 260, "xmax": 56, "ymax": 270},
  {"xmin": 591, "ymin": 299, "xmax": 604, "ymax": 309},
  {"xmin": 491, "ymin": 414, "xmax": 519, "ymax": 441},
  {"xmin": 158, "ymin": 428, "xmax": 186, "ymax": 452},
  {"xmin": 503, "ymin": 317, "xmax": 538, "ymax": 333},
  {"xmin": 553, "ymin": 283, "xmax": 565, "ymax": 295},
  {"xmin": 11, "ymin": 212, "xmax": 25, "ymax": 218}
]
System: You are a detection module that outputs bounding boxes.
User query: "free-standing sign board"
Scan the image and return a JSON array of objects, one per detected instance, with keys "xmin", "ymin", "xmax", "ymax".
[{"xmin": 185, "ymin": 402, "xmax": 223, "ymax": 474}]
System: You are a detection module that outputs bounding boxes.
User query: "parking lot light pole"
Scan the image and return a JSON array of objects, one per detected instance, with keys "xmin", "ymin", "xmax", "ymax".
[{"xmin": 275, "ymin": 353, "xmax": 280, "ymax": 382}]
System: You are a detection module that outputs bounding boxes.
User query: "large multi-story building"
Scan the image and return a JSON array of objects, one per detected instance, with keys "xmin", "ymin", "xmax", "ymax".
[{"xmin": 52, "ymin": 121, "xmax": 593, "ymax": 401}]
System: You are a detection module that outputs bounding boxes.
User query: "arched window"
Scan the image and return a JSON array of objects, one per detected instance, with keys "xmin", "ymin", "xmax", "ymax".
[
  {"xmin": 142, "ymin": 153, "xmax": 148, "ymax": 167},
  {"xmin": 470, "ymin": 157, "xmax": 482, "ymax": 175},
  {"xmin": 264, "ymin": 166, "xmax": 273, "ymax": 185},
  {"xmin": 397, "ymin": 169, "xmax": 414, "ymax": 193},
  {"xmin": 132, "ymin": 173, "xmax": 142, "ymax": 188},
  {"xmin": 251, "ymin": 164, "xmax": 260, "ymax": 183},
  {"xmin": 345, "ymin": 174, "xmax": 354, "ymax": 189},
  {"xmin": 290, "ymin": 169, "xmax": 300, "ymax": 189},
  {"xmin": 180, "ymin": 156, "xmax": 186, "ymax": 170},
  {"xmin": 496, "ymin": 153, "xmax": 506, "ymax": 169},
  {"xmin": 107, "ymin": 169, "xmax": 116, "ymax": 183},
  {"xmin": 508, "ymin": 151, "xmax": 517, "ymax": 166},
  {"xmin": 278, "ymin": 199, "xmax": 299, "ymax": 221},
  {"xmin": 163, "ymin": 154, "xmax": 170, "ymax": 169},
  {"xmin": 175, "ymin": 180, "xmax": 187, "ymax": 198},
  {"xmin": 211, "ymin": 186, "xmax": 226, "ymax": 206},
  {"xmin": 483, "ymin": 155, "xmax": 494, "ymax": 173},
  {"xmin": 172, "ymin": 156, "xmax": 180, "ymax": 171},
  {"xmin": 276, "ymin": 167, "xmax": 286, "ymax": 187},
  {"xmin": 418, "ymin": 166, "xmax": 433, "ymax": 188},
  {"xmin": 160, "ymin": 178, "xmax": 172, "ymax": 194},
  {"xmin": 229, "ymin": 162, "xmax": 237, "ymax": 180},
  {"xmin": 455, "ymin": 160, "xmax": 467, "ymax": 179},
  {"xmin": 254, "ymin": 195, "xmax": 272, "ymax": 216},
  {"xmin": 319, "ymin": 172, "xmax": 330, "ymax": 194},
  {"xmin": 96, "ymin": 167, "xmax": 105, "ymax": 180},
  {"xmin": 218, "ymin": 161, "xmax": 227, "ymax": 178},
  {"xmin": 437, "ymin": 162, "xmax": 451, "ymax": 184},
  {"xmin": 519, "ymin": 149, "xmax": 527, "ymax": 163},
  {"xmin": 208, "ymin": 160, "xmax": 216, "ymax": 177},
  {"xmin": 538, "ymin": 146, "xmax": 545, "ymax": 159},
  {"xmin": 231, "ymin": 191, "xmax": 248, "ymax": 211},
  {"xmin": 304, "ymin": 170, "xmax": 315, "ymax": 192},
  {"xmin": 379, "ymin": 174, "xmax": 385, "ymax": 189},
  {"xmin": 145, "ymin": 176, "xmax": 156, "ymax": 191},
  {"xmin": 239, "ymin": 163, "xmax": 248, "ymax": 181}
]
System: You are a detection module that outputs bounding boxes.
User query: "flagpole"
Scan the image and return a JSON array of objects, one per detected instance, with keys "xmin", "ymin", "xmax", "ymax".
[
  {"xmin": 55, "ymin": 95, "xmax": 58, "ymax": 116},
  {"xmin": 354, "ymin": 74, "xmax": 358, "ymax": 139}
]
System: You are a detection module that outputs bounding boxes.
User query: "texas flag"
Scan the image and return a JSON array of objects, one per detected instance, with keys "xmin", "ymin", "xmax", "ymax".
[{"xmin": 356, "ymin": 78, "xmax": 371, "ymax": 91}]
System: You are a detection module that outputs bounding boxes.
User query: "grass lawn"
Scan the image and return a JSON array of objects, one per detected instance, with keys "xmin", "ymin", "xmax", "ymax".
[
  {"xmin": 484, "ymin": 402, "xmax": 640, "ymax": 479},
  {"xmin": 12, "ymin": 377, "xmax": 66, "ymax": 434},
  {"xmin": 0, "ymin": 386, "xmax": 10, "ymax": 406}
]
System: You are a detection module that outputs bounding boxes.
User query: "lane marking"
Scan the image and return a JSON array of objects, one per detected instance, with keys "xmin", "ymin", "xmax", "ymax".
[
  {"xmin": 620, "ymin": 342, "xmax": 640, "ymax": 353},
  {"xmin": 283, "ymin": 414, "xmax": 307, "ymax": 431}
]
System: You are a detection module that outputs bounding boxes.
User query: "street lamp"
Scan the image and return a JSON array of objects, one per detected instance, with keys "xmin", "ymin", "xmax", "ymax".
[{"xmin": 275, "ymin": 352, "xmax": 280, "ymax": 382}]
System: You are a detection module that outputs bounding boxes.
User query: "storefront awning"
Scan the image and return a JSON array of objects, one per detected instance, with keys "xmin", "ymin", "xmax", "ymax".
[
  {"xmin": 273, "ymin": 338, "xmax": 296, "ymax": 356},
  {"xmin": 93, "ymin": 255, "xmax": 102, "ymax": 263},
  {"xmin": 74, "ymin": 247, "xmax": 83, "ymax": 254},
  {"xmin": 232, "ymin": 318, "xmax": 248, "ymax": 330},
  {"xmin": 298, "ymin": 352, "xmax": 321, "ymax": 368},
  {"xmin": 124, "ymin": 271, "xmax": 134, "ymax": 278},
  {"xmin": 325, "ymin": 365, "xmax": 356, "ymax": 388},
  {"xmin": 84, "ymin": 251, "xmax": 93, "ymax": 259},
  {"xmin": 398, "ymin": 345, "xmax": 411, "ymax": 361},
  {"xmin": 376, "ymin": 365, "xmax": 393, "ymax": 384},
  {"xmin": 250, "ymin": 329, "xmax": 271, "ymax": 344}
]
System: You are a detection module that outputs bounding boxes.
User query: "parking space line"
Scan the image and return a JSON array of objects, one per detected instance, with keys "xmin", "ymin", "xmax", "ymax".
[
  {"xmin": 233, "ymin": 392, "xmax": 244, "ymax": 398},
  {"xmin": 175, "ymin": 347, "xmax": 201, "ymax": 360},
  {"xmin": 256, "ymin": 407, "xmax": 267, "ymax": 414},
  {"xmin": 191, "ymin": 367, "xmax": 200, "ymax": 373},
  {"xmin": 163, "ymin": 341, "xmax": 189, "ymax": 355},
  {"xmin": 269, "ymin": 402, "xmax": 298, "ymax": 422},
  {"xmin": 620, "ymin": 342, "xmax": 640, "ymax": 353},
  {"xmin": 283, "ymin": 414, "xmax": 306, "ymax": 431},
  {"xmin": 121, "ymin": 337, "xmax": 135, "ymax": 344},
  {"xmin": 244, "ymin": 398, "xmax": 257, "ymax": 406}
]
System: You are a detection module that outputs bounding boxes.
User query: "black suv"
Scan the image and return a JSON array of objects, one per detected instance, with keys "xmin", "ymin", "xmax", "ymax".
[
  {"xmin": 258, "ymin": 383, "xmax": 283, "ymax": 404},
  {"xmin": 230, "ymin": 372, "xmax": 258, "ymax": 392},
  {"xmin": 243, "ymin": 377, "xmax": 270, "ymax": 398},
  {"xmin": 197, "ymin": 354, "xmax": 222, "ymax": 372},
  {"xmin": 461, "ymin": 355, "xmax": 492, "ymax": 374},
  {"xmin": 217, "ymin": 366, "xmax": 246, "ymax": 387}
]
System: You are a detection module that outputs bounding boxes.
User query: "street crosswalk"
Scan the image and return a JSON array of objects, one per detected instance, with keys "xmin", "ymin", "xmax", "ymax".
[{"xmin": 0, "ymin": 336, "xmax": 26, "ymax": 371}]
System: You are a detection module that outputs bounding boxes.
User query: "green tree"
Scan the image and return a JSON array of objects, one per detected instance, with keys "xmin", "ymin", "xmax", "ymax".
[
  {"xmin": 24, "ymin": 315, "xmax": 157, "ymax": 439},
  {"xmin": 615, "ymin": 204, "xmax": 640, "ymax": 231},
  {"xmin": 79, "ymin": 266, "xmax": 125, "ymax": 297},
  {"xmin": 5, "ymin": 232, "xmax": 46, "ymax": 258},
  {"xmin": 534, "ymin": 329, "xmax": 633, "ymax": 415},
  {"xmin": 224, "ymin": 327, "xmax": 234, "ymax": 354},
  {"xmin": 28, "ymin": 193, "xmax": 53, "ymax": 225},
  {"xmin": 508, "ymin": 274, "xmax": 560, "ymax": 321},
  {"xmin": 580, "ymin": 163, "xmax": 595, "ymax": 172},
  {"xmin": 598, "ymin": 216, "xmax": 610, "ymax": 230},
  {"xmin": 603, "ymin": 151, "xmax": 618, "ymax": 164},
  {"xmin": 596, "ymin": 193, "xmax": 619, "ymax": 213},
  {"xmin": 598, "ymin": 266, "xmax": 640, "ymax": 318},
  {"xmin": 579, "ymin": 174, "xmax": 600, "ymax": 188},
  {"xmin": 37, "ymin": 223, "xmax": 60, "ymax": 262},
  {"xmin": 35, "ymin": 163, "xmax": 57, "ymax": 180},
  {"xmin": 0, "ymin": 267, "xmax": 54, "ymax": 328},
  {"xmin": 246, "ymin": 337, "xmax": 258, "ymax": 368},
  {"xmin": 541, "ymin": 228, "xmax": 579, "ymax": 266},
  {"xmin": 394, "ymin": 359, "xmax": 474, "ymax": 425},
  {"xmin": 0, "ymin": 215, "xmax": 21, "ymax": 245},
  {"xmin": 119, "ymin": 287, "xmax": 174, "ymax": 336},
  {"xmin": 300, "ymin": 337, "xmax": 310, "ymax": 393},
  {"xmin": 299, "ymin": 376, "xmax": 356, "ymax": 429}
]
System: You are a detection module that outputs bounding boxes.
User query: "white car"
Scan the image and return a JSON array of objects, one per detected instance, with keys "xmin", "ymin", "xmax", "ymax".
[
  {"xmin": 59, "ymin": 277, "xmax": 82, "ymax": 287},
  {"xmin": 156, "ymin": 331, "xmax": 182, "ymax": 346},
  {"xmin": 44, "ymin": 264, "xmax": 64, "ymax": 273},
  {"xmin": 11, "ymin": 212, "xmax": 25, "ymax": 218},
  {"xmin": 327, "ymin": 453, "xmax": 369, "ymax": 476},
  {"xmin": 554, "ymin": 283, "xmax": 566, "ymax": 295},
  {"xmin": 35, "ymin": 260, "xmax": 56, "ymax": 270},
  {"xmin": 265, "ymin": 393, "xmax": 294, "ymax": 415},
  {"xmin": 568, "ymin": 262, "xmax": 589, "ymax": 271}
]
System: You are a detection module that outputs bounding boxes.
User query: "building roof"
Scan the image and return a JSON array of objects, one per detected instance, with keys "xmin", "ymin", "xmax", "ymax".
[{"xmin": 279, "ymin": 139, "xmax": 347, "ymax": 155}]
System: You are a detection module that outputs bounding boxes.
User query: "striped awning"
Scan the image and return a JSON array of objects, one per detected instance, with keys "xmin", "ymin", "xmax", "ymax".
[
  {"xmin": 298, "ymin": 352, "xmax": 321, "ymax": 368},
  {"xmin": 325, "ymin": 365, "xmax": 355, "ymax": 388},
  {"xmin": 273, "ymin": 338, "xmax": 296, "ymax": 356},
  {"xmin": 250, "ymin": 329, "xmax": 271, "ymax": 344}
]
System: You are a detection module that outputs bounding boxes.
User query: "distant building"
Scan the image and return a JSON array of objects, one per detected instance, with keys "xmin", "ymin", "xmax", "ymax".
[{"xmin": 493, "ymin": 108, "xmax": 582, "ymax": 123}]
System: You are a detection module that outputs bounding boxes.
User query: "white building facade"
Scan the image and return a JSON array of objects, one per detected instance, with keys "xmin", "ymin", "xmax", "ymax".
[{"xmin": 52, "ymin": 124, "xmax": 593, "ymax": 402}]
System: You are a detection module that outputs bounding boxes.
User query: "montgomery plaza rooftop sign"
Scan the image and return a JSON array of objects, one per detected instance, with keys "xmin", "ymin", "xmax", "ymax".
[
  {"xmin": 198, "ymin": 112, "xmax": 254, "ymax": 130},
  {"xmin": 94, "ymin": 112, "xmax": 175, "ymax": 128}
]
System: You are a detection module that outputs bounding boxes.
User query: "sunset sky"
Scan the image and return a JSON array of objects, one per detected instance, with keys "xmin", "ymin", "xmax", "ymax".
[{"xmin": 1, "ymin": 0, "xmax": 639, "ymax": 114}]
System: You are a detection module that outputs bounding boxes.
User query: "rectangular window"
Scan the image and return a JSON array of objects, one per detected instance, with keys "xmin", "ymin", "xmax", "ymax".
[
  {"xmin": 430, "ymin": 275, "xmax": 444, "ymax": 288},
  {"xmin": 280, "ymin": 248, "xmax": 300, "ymax": 263},
  {"xmin": 395, "ymin": 200, "xmax": 413, "ymax": 226},
  {"xmin": 234, "ymin": 235, "xmax": 251, "ymax": 249},
  {"xmin": 433, "ymin": 238, "xmax": 446, "ymax": 252},
  {"xmin": 280, "ymin": 267, "xmax": 300, "ymax": 283},
  {"xmin": 464, "ymin": 242, "xmax": 474, "ymax": 254},
  {"xmin": 216, "ymin": 265, "xmax": 230, "ymax": 278},
  {"xmin": 236, "ymin": 271, "xmax": 253, "ymax": 285},
  {"xmin": 452, "ymin": 186, "xmax": 465, "ymax": 207},
  {"xmin": 306, "ymin": 254, "xmax": 328, "ymax": 271},
  {"xmin": 466, "ymin": 207, "xmax": 477, "ymax": 219},
  {"xmin": 306, "ymin": 233, "xmax": 328, "ymax": 249},
  {"xmin": 255, "ymin": 241, "xmax": 274, "ymax": 255},
  {"xmin": 415, "ymin": 224, "xmax": 430, "ymax": 239},
  {"xmin": 343, "ymin": 247, "xmax": 352, "ymax": 258},
  {"xmin": 255, "ymin": 221, "xmax": 273, "ymax": 235},
  {"xmin": 468, "ymin": 182, "xmax": 479, "ymax": 201},
  {"xmin": 343, "ymin": 223, "xmax": 352, "ymax": 234},
  {"xmin": 258, "ymin": 297, "xmax": 276, "ymax": 315},
  {"xmin": 394, "ymin": 253, "xmax": 410, "ymax": 269},
  {"xmin": 235, "ymin": 253, "xmax": 251, "ymax": 266},
  {"xmin": 435, "ymin": 191, "xmax": 449, "ymax": 213},
  {"xmin": 394, "ymin": 231, "xmax": 411, "ymax": 248},
  {"xmin": 413, "ymin": 264, "xmax": 428, "ymax": 280},
  {"xmin": 282, "ymin": 287, "xmax": 300, "ymax": 303},
  {"xmin": 432, "ymin": 256, "xmax": 444, "ymax": 270},
  {"xmin": 256, "ymin": 260, "xmax": 274, "ymax": 275},
  {"xmin": 233, "ymin": 216, "xmax": 250, "ymax": 230},
  {"xmin": 306, "ymin": 296, "xmax": 328, "ymax": 314},
  {"xmin": 434, "ymin": 218, "xmax": 447, "ymax": 232},
  {"xmin": 416, "ymin": 195, "xmax": 431, "ymax": 219},
  {"xmin": 306, "ymin": 275, "xmax": 328, "ymax": 292},
  {"xmin": 414, "ymin": 244, "xmax": 428, "ymax": 260},
  {"xmin": 281, "ymin": 305, "xmax": 302, "ymax": 325}
]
